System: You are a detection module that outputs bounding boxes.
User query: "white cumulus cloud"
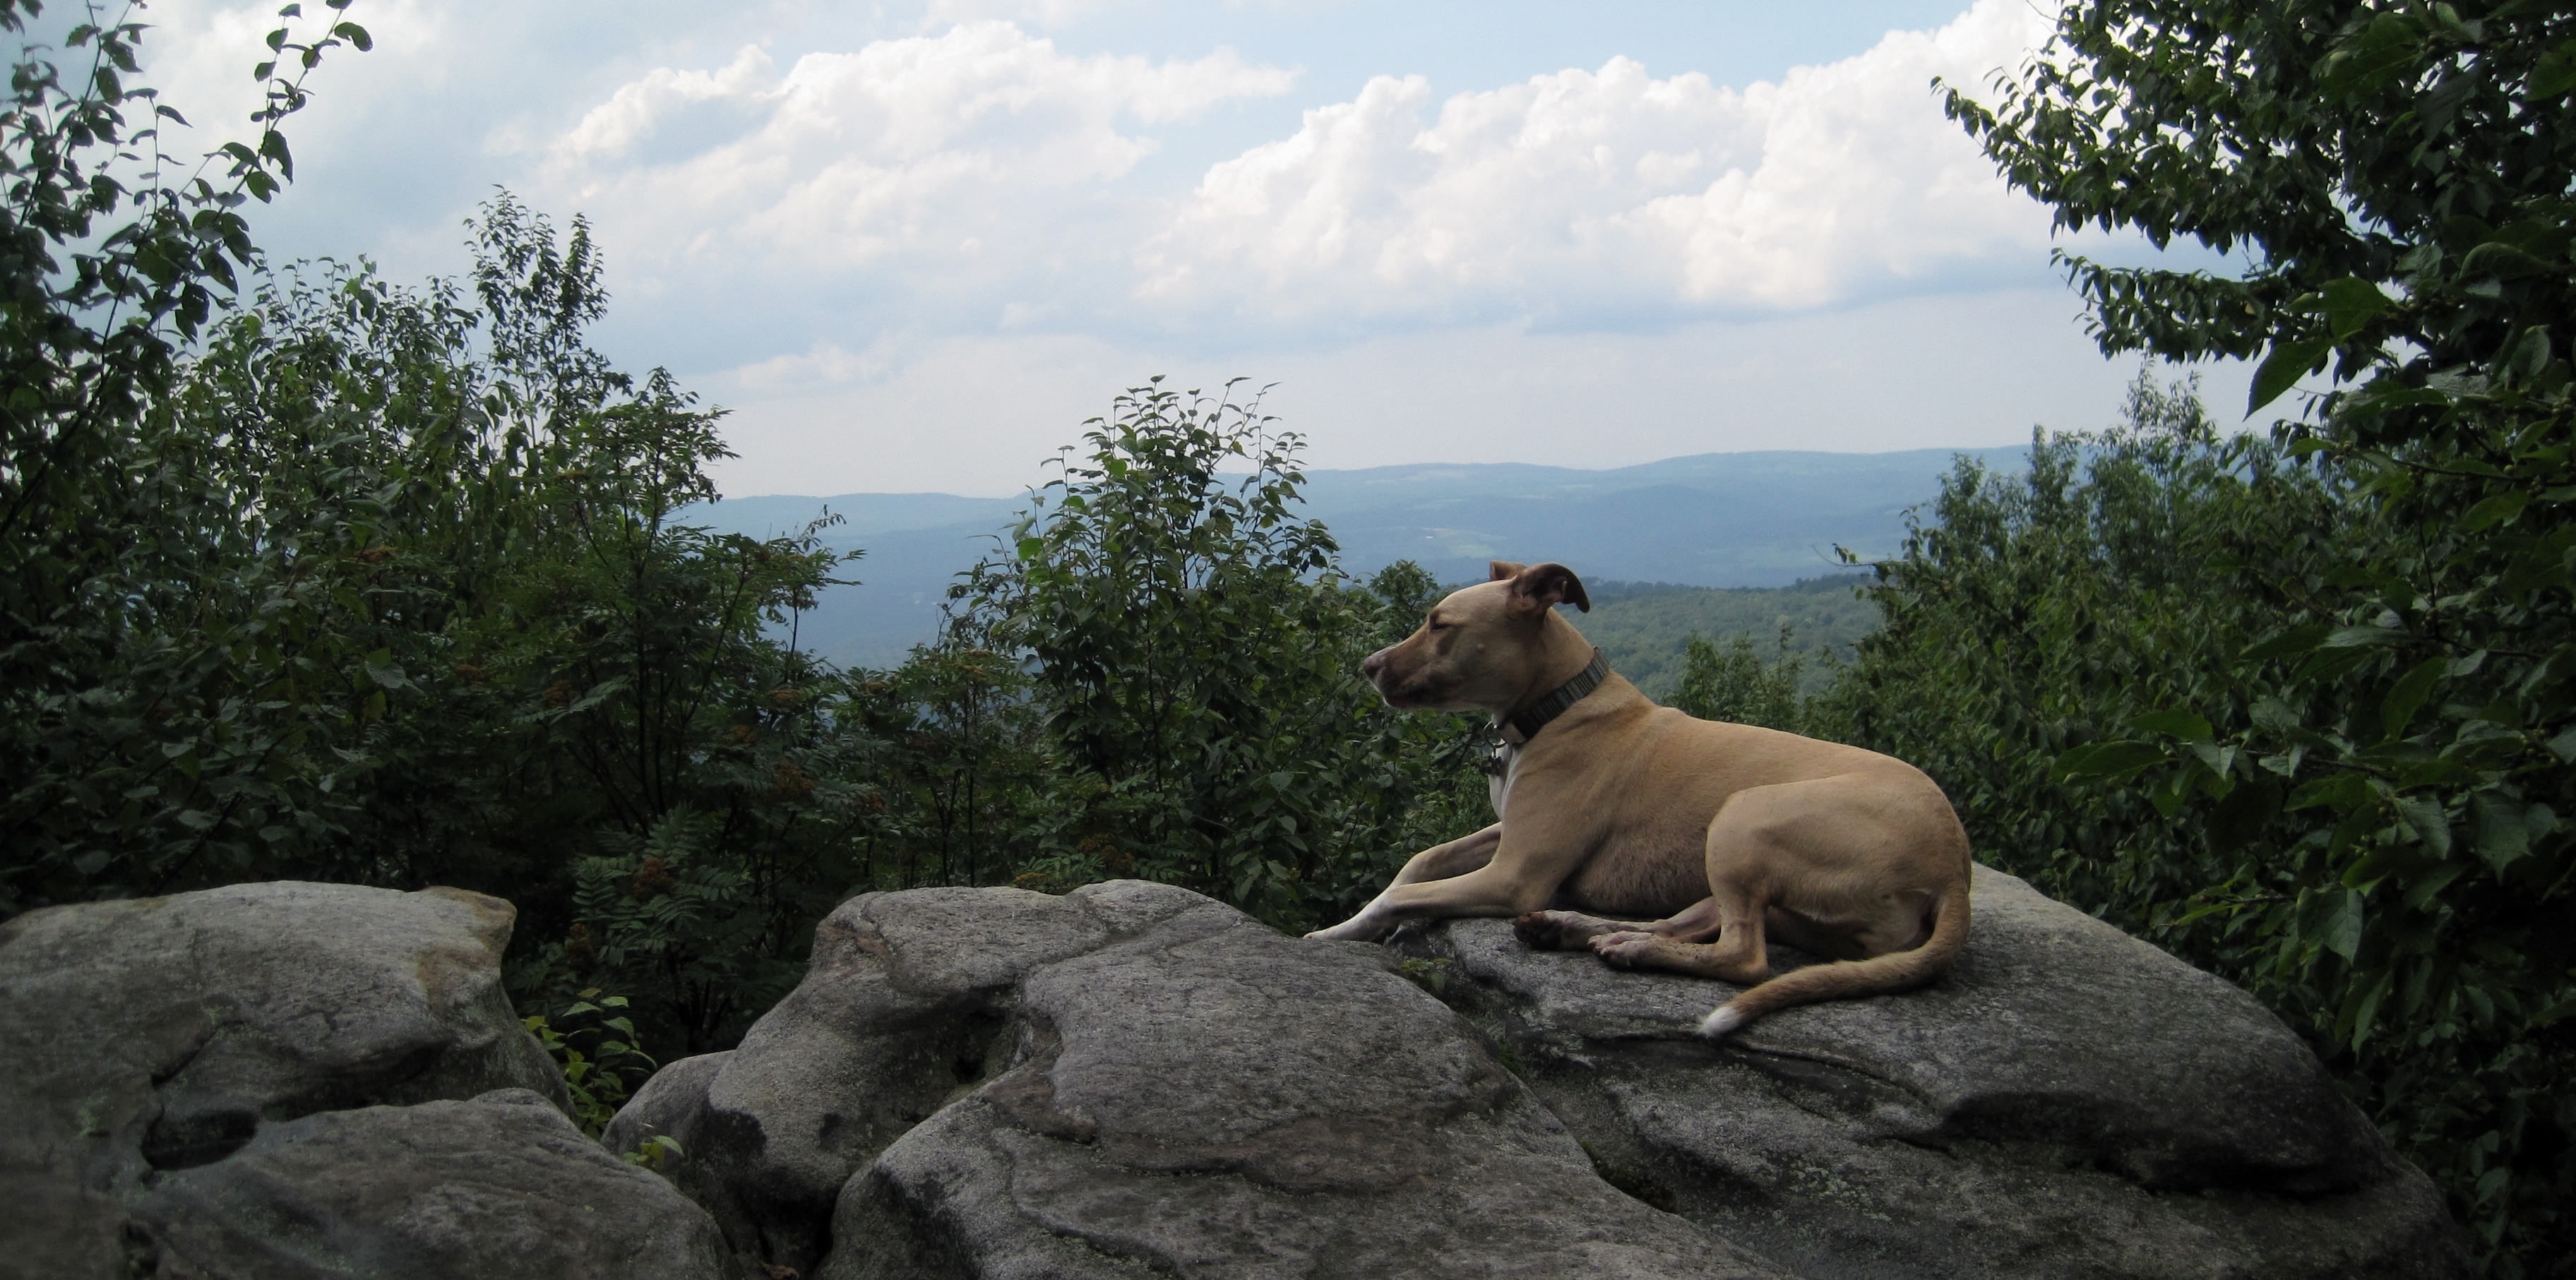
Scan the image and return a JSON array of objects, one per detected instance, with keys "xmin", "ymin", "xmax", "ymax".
[
  {"xmin": 1138, "ymin": 0, "xmax": 2058, "ymax": 321},
  {"xmin": 918, "ymin": 0, "xmax": 1117, "ymax": 30},
  {"xmin": 542, "ymin": 23, "xmax": 1298, "ymax": 282},
  {"xmin": 736, "ymin": 335, "xmax": 909, "ymax": 390}
]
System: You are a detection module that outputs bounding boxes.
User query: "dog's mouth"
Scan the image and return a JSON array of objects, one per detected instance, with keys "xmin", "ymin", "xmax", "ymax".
[{"xmin": 1373, "ymin": 669, "xmax": 1458, "ymax": 711}]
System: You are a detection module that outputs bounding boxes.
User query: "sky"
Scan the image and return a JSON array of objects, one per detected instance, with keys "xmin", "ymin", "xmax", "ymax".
[{"xmin": 119, "ymin": 0, "xmax": 2254, "ymax": 497}]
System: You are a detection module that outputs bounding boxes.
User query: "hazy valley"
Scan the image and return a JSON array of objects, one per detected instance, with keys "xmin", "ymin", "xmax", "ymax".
[{"xmin": 693, "ymin": 445, "xmax": 2027, "ymax": 668}]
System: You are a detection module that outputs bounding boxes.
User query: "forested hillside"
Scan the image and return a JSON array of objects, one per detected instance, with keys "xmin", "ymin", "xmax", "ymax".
[
  {"xmin": 689, "ymin": 449, "xmax": 2006, "ymax": 666},
  {"xmin": 1578, "ymin": 576, "xmax": 1877, "ymax": 698},
  {"xmin": 5, "ymin": 1, "xmax": 2570, "ymax": 1274}
]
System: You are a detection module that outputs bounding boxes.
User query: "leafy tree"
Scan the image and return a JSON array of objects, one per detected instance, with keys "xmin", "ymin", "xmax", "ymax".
[
  {"xmin": 1830, "ymin": 371, "xmax": 2371, "ymax": 923},
  {"xmin": 955, "ymin": 380, "xmax": 1479, "ymax": 930},
  {"xmin": 838, "ymin": 629, "xmax": 1056, "ymax": 893},
  {"xmin": 1, "ymin": 0, "xmax": 369, "ymax": 909},
  {"xmin": 0, "ymin": 0, "xmax": 865, "ymax": 1048},
  {"xmin": 109, "ymin": 205, "xmax": 861, "ymax": 1052},
  {"xmin": 1947, "ymin": 8, "xmax": 2576, "ymax": 1261},
  {"xmin": 1671, "ymin": 626, "xmax": 1813, "ymax": 733}
]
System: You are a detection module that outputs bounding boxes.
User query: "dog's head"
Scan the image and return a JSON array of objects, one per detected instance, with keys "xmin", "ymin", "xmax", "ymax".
[{"xmin": 1363, "ymin": 561, "xmax": 1590, "ymax": 712}]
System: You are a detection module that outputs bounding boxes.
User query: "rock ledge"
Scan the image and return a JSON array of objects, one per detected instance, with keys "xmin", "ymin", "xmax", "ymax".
[
  {"xmin": 615, "ymin": 872, "xmax": 2466, "ymax": 1279},
  {"xmin": 0, "ymin": 881, "xmax": 727, "ymax": 1280}
]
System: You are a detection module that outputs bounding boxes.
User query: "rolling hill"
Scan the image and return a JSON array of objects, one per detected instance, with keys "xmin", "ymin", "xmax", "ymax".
[{"xmin": 686, "ymin": 445, "xmax": 2028, "ymax": 667}]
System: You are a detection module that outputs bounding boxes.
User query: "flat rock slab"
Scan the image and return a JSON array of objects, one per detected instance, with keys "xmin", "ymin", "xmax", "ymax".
[
  {"xmin": 129, "ymin": 1089, "xmax": 731, "ymax": 1280},
  {"xmin": 1390, "ymin": 863, "xmax": 2469, "ymax": 1280},
  {"xmin": 0, "ymin": 882, "xmax": 718, "ymax": 1280},
  {"xmin": 609, "ymin": 880, "xmax": 1775, "ymax": 1279}
]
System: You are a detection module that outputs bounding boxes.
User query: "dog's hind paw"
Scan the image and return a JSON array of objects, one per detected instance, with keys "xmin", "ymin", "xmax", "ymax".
[
  {"xmin": 1588, "ymin": 930, "xmax": 1662, "ymax": 968},
  {"xmin": 1698, "ymin": 1005, "xmax": 1747, "ymax": 1039}
]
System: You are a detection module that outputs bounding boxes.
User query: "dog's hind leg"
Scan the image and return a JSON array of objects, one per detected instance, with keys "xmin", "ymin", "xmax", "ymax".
[
  {"xmin": 1586, "ymin": 798, "xmax": 1780, "ymax": 981},
  {"xmin": 1585, "ymin": 880, "xmax": 1771, "ymax": 984},
  {"xmin": 1513, "ymin": 896, "xmax": 1724, "ymax": 950}
]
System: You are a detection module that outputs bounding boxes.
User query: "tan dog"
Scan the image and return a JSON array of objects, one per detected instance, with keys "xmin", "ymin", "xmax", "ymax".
[{"xmin": 1308, "ymin": 561, "xmax": 1972, "ymax": 1039}]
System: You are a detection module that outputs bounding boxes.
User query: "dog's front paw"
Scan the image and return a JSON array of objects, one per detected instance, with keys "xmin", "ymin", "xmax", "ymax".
[
  {"xmin": 1513, "ymin": 911, "xmax": 1570, "ymax": 950},
  {"xmin": 1306, "ymin": 906, "xmax": 1388, "ymax": 943},
  {"xmin": 1308, "ymin": 896, "xmax": 1390, "ymax": 937},
  {"xmin": 1588, "ymin": 930, "xmax": 1661, "ymax": 968},
  {"xmin": 1517, "ymin": 909, "xmax": 1619, "ymax": 950}
]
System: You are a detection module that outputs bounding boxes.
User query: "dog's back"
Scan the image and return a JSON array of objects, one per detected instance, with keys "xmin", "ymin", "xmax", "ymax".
[{"xmin": 1515, "ymin": 685, "xmax": 1953, "ymax": 916}]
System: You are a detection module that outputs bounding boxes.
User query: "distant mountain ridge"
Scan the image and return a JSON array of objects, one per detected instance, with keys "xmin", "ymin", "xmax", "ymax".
[{"xmin": 689, "ymin": 445, "xmax": 2032, "ymax": 666}]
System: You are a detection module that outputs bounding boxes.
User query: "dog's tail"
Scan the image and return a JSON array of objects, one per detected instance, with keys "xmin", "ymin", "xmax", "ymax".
[{"xmin": 1698, "ymin": 873, "xmax": 1972, "ymax": 1040}]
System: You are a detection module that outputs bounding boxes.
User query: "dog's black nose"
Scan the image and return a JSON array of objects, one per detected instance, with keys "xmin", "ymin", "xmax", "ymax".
[{"xmin": 1362, "ymin": 649, "xmax": 1387, "ymax": 678}]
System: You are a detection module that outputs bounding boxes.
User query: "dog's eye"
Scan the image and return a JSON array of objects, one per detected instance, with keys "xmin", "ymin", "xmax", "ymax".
[{"xmin": 1426, "ymin": 619, "xmax": 1451, "ymax": 632}]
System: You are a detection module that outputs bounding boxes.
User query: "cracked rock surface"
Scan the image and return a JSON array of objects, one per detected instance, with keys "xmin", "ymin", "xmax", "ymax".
[
  {"xmin": 607, "ymin": 880, "xmax": 1779, "ymax": 1279},
  {"xmin": 0, "ymin": 881, "xmax": 724, "ymax": 1280},
  {"xmin": 1388, "ymin": 863, "xmax": 2469, "ymax": 1280},
  {"xmin": 14, "ymin": 871, "xmax": 2464, "ymax": 1279}
]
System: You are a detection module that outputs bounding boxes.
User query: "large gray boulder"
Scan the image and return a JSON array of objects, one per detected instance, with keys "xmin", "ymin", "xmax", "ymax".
[
  {"xmin": 0, "ymin": 882, "xmax": 724, "ymax": 1280},
  {"xmin": 128, "ymin": 1088, "xmax": 730, "ymax": 1279},
  {"xmin": 607, "ymin": 880, "xmax": 1777, "ymax": 1279},
  {"xmin": 1388, "ymin": 863, "xmax": 2468, "ymax": 1279}
]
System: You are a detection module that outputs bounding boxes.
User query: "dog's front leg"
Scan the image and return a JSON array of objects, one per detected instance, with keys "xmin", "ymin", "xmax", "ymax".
[
  {"xmin": 1306, "ymin": 860, "xmax": 1553, "ymax": 943},
  {"xmin": 1306, "ymin": 825, "xmax": 1502, "ymax": 941},
  {"xmin": 1305, "ymin": 898, "xmax": 1404, "ymax": 943},
  {"xmin": 1391, "ymin": 824, "xmax": 1502, "ymax": 886}
]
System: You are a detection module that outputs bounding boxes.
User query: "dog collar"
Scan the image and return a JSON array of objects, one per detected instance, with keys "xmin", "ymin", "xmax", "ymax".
[{"xmin": 1498, "ymin": 648, "xmax": 1611, "ymax": 746}]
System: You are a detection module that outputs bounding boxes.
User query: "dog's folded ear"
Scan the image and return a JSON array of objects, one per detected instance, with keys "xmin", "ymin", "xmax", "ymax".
[
  {"xmin": 1489, "ymin": 560, "xmax": 1527, "ymax": 582},
  {"xmin": 1505, "ymin": 561, "xmax": 1590, "ymax": 616}
]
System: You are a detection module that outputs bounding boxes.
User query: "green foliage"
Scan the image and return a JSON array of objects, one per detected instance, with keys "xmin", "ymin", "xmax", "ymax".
[
  {"xmin": 522, "ymin": 986, "xmax": 657, "ymax": 1138},
  {"xmin": 54, "ymin": 197, "xmax": 859, "ymax": 1052},
  {"xmin": 1, "ymin": 0, "xmax": 369, "ymax": 909},
  {"xmin": 953, "ymin": 380, "xmax": 1485, "ymax": 931},
  {"xmin": 833, "ymin": 633, "xmax": 1055, "ymax": 893},
  {"xmin": 1571, "ymin": 577, "xmax": 1876, "ymax": 699},
  {"xmin": 624, "ymin": 1132, "xmax": 684, "ymax": 1174},
  {"xmin": 1945, "ymin": 4, "xmax": 2576, "ymax": 1268},
  {"xmin": 1842, "ymin": 371, "xmax": 2564, "ymax": 1274},
  {"xmin": 0, "ymin": 0, "xmax": 864, "ymax": 1058},
  {"xmin": 1671, "ymin": 626, "xmax": 1818, "ymax": 734},
  {"xmin": 1393, "ymin": 955, "xmax": 1454, "ymax": 998},
  {"xmin": 1830, "ymin": 370, "xmax": 2373, "ymax": 938},
  {"xmin": 520, "ymin": 808, "xmax": 811, "ymax": 1055}
]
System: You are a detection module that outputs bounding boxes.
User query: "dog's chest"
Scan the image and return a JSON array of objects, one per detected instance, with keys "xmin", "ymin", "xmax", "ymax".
[{"xmin": 1486, "ymin": 740, "xmax": 1523, "ymax": 818}]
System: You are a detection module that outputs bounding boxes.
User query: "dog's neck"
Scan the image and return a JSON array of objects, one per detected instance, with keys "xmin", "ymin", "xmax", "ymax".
[{"xmin": 1495, "ymin": 614, "xmax": 1604, "ymax": 734}]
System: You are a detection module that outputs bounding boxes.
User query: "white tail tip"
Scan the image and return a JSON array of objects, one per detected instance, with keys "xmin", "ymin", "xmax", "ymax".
[{"xmin": 1699, "ymin": 1005, "xmax": 1746, "ymax": 1039}]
